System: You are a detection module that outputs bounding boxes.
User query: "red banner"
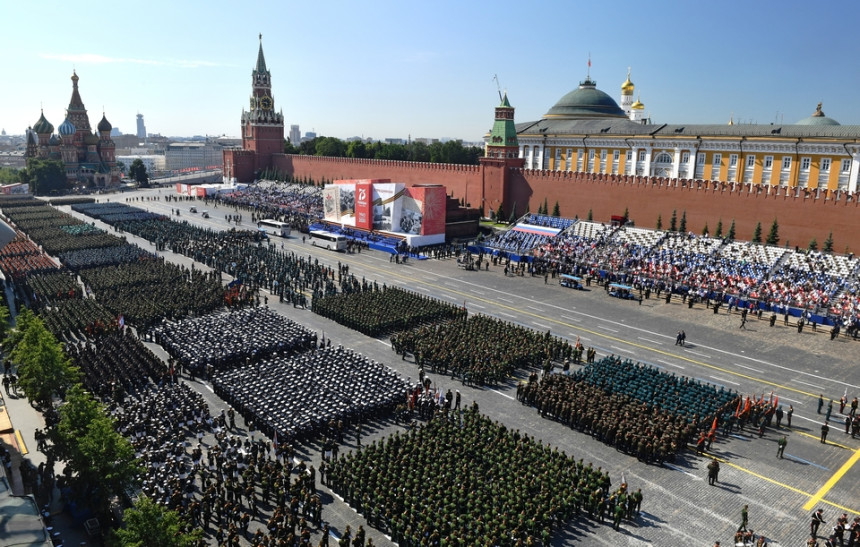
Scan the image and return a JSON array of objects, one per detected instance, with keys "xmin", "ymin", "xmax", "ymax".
[{"xmin": 355, "ymin": 182, "xmax": 373, "ymax": 230}]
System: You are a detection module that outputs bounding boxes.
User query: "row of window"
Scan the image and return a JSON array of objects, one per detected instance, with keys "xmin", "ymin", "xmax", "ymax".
[
  {"xmin": 698, "ymin": 153, "xmax": 849, "ymax": 173},
  {"xmin": 523, "ymin": 147, "xmax": 853, "ymax": 176}
]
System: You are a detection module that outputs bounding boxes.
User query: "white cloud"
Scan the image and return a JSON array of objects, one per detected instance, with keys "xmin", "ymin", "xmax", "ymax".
[{"xmin": 40, "ymin": 53, "xmax": 223, "ymax": 69}]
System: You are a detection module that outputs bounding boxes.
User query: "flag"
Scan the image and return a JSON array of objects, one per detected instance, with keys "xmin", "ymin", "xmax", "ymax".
[
  {"xmin": 710, "ymin": 416, "xmax": 718, "ymax": 435},
  {"xmin": 769, "ymin": 391, "xmax": 774, "ymax": 405},
  {"xmin": 774, "ymin": 395, "xmax": 778, "ymax": 408},
  {"xmin": 734, "ymin": 397, "xmax": 742, "ymax": 417}
]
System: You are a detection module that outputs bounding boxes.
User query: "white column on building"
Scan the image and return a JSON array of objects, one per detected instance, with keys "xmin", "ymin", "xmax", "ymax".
[
  {"xmin": 539, "ymin": 143, "xmax": 547, "ymax": 170},
  {"xmin": 849, "ymin": 151, "xmax": 860, "ymax": 193},
  {"xmin": 643, "ymin": 147, "xmax": 653, "ymax": 177},
  {"xmin": 687, "ymin": 148, "xmax": 697, "ymax": 179},
  {"xmin": 630, "ymin": 146, "xmax": 638, "ymax": 176},
  {"xmin": 518, "ymin": 145, "xmax": 525, "ymax": 159},
  {"xmin": 672, "ymin": 147, "xmax": 681, "ymax": 178}
]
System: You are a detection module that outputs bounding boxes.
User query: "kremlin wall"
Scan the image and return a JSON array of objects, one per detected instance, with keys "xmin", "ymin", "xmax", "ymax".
[
  {"xmin": 278, "ymin": 155, "xmax": 859, "ymax": 253},
  {"xmin": 227, "ymin": 39, "xmax": 860, "ymax": 253}
]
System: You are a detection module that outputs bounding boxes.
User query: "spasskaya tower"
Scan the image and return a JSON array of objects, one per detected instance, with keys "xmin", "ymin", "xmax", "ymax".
[{"xmin": 223, "ymin": 34, "xmax": 285, "ymax": 182}]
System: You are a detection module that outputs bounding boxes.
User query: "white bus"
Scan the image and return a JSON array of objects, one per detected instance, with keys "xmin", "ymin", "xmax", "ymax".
[
  {"xmin": 309, "ymin": 230, "xmax": 348, "ymax": 251},
  {"xmin": 257, "ymin": 219, "xmax": 291, "ymax": 238}
]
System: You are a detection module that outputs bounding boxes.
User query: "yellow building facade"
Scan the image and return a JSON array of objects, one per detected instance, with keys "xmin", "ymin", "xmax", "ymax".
[{"xmin": 515, "ymin": 76, "xmax": 860, "ymax": 193}]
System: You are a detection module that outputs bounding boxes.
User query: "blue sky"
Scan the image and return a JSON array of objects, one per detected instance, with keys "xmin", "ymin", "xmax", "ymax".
[{"xmin": 3, "ymin": 0, "xmax": 859, "ymax": 141}]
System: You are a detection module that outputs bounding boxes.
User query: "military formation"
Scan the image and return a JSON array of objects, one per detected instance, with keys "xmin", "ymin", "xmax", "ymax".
[
  {"xmin": 391, "ymin": 314, "xmax": 574, "ymax": 386},
  {"xmin": 328, "ymin": 405, "xmax": 640, "ymax": 546},
  {"xmin": 150, "ymin": 307, "xmax": 317, "ymax": 374},
  {"xmin": 312, "ymin": 286, "xmax": 466, "ymax": 337}
]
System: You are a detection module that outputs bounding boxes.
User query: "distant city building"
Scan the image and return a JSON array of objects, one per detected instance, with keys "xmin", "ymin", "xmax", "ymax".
[
  {"xmin": 165, "ymin": 142, "xmax": 224, "ymax": 171},
  {"xmin": 303, "ymin": 131, "xmax": 316, "ymax": 141},
  {"xmin": 117, "ymin": 154, "xmax": 165, "ymax": 175},
  {"xmin": 289, "ymin": 125, "xmax": 301, "ymax": 146},
  {"xmin": 110, "ymin": 127, "xmax": 122, "ymax": 137},
  {"xmin": 136, "ymin": 114, "xmax": 146, "ymax": 139},
  {"xmin": 384, "ymin": 138, "xmax": 405, "ymax": 145},
  {"xmin": 25, "ymin": 71, "xmax": 119, "ymax": 187}
]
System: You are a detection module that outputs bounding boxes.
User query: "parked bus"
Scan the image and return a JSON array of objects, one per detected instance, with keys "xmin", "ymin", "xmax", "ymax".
[
  {"xmin": 257, "ymin": 219, "xmax": 291, "ymax": 238},
  {"xmin": 308, "ymin": 230, "xmax": 347, "ymax": 251}
]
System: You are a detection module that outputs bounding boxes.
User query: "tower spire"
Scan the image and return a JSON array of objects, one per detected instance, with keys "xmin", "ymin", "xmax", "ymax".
[{"xmin": 255, "ymin": 33, "xmax": 268, "ymax": 74}]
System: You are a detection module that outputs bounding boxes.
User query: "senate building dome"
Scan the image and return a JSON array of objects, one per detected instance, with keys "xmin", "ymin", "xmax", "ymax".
[
  {"xmin": 796, "ymin": 102, "xmax": 840, "ymax": 126},
  {"xmin": 543, "ymin": 78, "xmax": 628, "ymax": 120}
]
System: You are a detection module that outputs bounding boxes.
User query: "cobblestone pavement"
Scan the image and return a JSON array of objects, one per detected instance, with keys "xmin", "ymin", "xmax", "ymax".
[{"xmin": 2, "ymin": 191, "xmax": 857, "ymax": 546}]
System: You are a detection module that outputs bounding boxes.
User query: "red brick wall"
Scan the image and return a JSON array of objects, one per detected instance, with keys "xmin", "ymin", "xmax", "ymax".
[
  {"xmin": 511, "ymin": 170, "xmax": 860, "ymax": 254},
  {"xmin": 273, "ymin": 154, "xmax": 860, "ymax": 253}
]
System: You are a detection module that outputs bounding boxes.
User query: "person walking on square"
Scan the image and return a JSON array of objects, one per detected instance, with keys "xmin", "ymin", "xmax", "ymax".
[
  {"xmin": 826, "ymin": 400, "xmax": 834, "ymax": 422},
  {"xmin": 707, "ymin": 458, "xmax": 720, "ymax": 485},
  {"xmin": 821, "ymin": 422, "xmax": 830, "ymax": 444},
  {"xmin": 811, "ymin": 509, "xmax": 826, "ymax": 537},
  {"xmin": 738, "ymin": 504, "xmax": 749, "ymax": 532},
  {"xmin": 819, "ymin": 395, "xmax": 825, "ymax": 414},
  {"xmin": 777, "ymin": 435, "xmax": 787, "ymax": 458},
  {"xmin": 787, "ymin": 405, "xmax": 794, "ymax": 428}
]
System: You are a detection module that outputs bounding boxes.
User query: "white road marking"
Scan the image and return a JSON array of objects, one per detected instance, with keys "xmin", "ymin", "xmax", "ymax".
[
  {"xmin": 204, "ymin": 384, "xmax": 214, "ymax": 392},
  {"xmin": 490, "ymin": 389, "xmax": 515, "ymax": 400},
  {"xmin": 611, "ymin": 345, "xmax": 635, "ymax": 354},
  {"xmin": 637, "ymin": 337, "xmax": 664, "ymax": 345},
  {"xmin": 377, "ymin": 340, "xmax": 391, "ymax": 347},
  {"xmin": 497, "ymin": 297, "xmax": 514, "ymax": 303},
  {"xmin": 796, "ymin": 380, "xmax": 824, "ymax": 390},
  {"xmin": 658, "ymin": 359, "xmax": 685, "ymax": 370},
  {"xmin": 686, "ymin": 350, "xmax": 710, "ymax": 358},
  {"xmin": 710, "ymin": 375, "xmax": 740, "ymax": 386},
  {"xmin": 663, "ymin": 463, "xmax": 703, "ymax": 480},
  {"xmin": 527, "ymin": 305, "xmax": 543, "ymax": 311},
  {"xmin": 596, "ymin": 325, "xmax": 619, "ymax": 332},
  {"xmin": 733, "ymin": 363, "xmax": 764, "ymax": 373},
  {"xmin": 468, "ymin": 303, "xmax": 486, "ymax": 309},
  {"xmin": 534, "ymin": 323, "xmax": 552, "ymax": 329},
  {"xmin": 499, "ymin": 312, "xmax": 516, "ymax": 318},
  {"xmin": 774, "ymin": 396, "xmax": 803, "ymax": 404}
]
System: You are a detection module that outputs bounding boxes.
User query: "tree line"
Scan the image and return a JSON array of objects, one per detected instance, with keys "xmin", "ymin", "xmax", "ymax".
[{"xmin": 284, "ymin": 136, "xmax": 484, "ymax": 165}]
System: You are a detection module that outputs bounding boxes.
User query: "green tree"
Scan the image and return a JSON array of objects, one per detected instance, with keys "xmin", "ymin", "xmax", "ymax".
[
  {"xmin": 495, "ymin": 203, "xmax": 505, "ymax": 222},
  {"xmin": 587, "ymin": 208, "xmax": 593, "ymax": 221},
  {"xmin": 808, "ymin": 238, "xmax": 818, "ymax": 251},
  {"xmin": 314, "ymin": 136, "xmax": 347, "ymax": 157},
  {"xmin": 10, "ymin": 313, "xmax": 80, "ymax": 408},
  {"xmin": 727, "ymin": 219, "xmax": 736, "ymax": 240},
  {"xmin": 669, "ymin": 209, "xmax": 677, "ymax": 232},
  {"xmin": 127, "ymin": 159, "xmax": 149, "ymax": 188},
  {"xmin": 701, "ymin": 223, "xmax": 709, "ymax": 236},
  {"xmin": 298, "ymin": 137, "xmax": 319, "ymax": 156},
  {"xmin": 52, "ymin": 385, "xmax": 140, "ymax": 519},
  {"xmin": 375, "ymin": 143, "xmax": 409, "ymax": 161},
  {"xmin": 0, "ymin": 303, "xmax": 10, "ymax": 343},
  {"xmin": 551, "ymin": 201, "xmax": 560, "ymax": 217},
  {"xmin": 0, "ymin": 167, "xmax": 23, "ymax": 185},
  {"xmin": 752, "ymin": 222, "xmax": 762, "ymax": 243},
  {"xmin": 346, "ymin": 140, "xmax": 367, "ymax": 159},
  {"xmin": 109, "ymin": 496, "xmax": 202, "ymax": 547},
  {"xmin": 115, "ymin": 161, "xmax": 127, "ymax": 176},
  {"xmin": 656, "ymin": 214, "xmax": 662, "ymax": 231},
  {"xmin": 623, "ymin": 207, "xmax": 629, "ymax": 221},
  {"xmin": 715, "ymin": 219, "xmax": 723, "ymax": 238},
  {"xmin": 823, "ymin": 232, "xmax": 834, "ymax": 253},
  {"xmin": 679, "ymin": 210, "xmax": 687, "ymax": 233},
  {"xmin": 541, "ymin": 198, "xmax": 548, "ymax": 215},
  {"xmin": 766, "ymin": 218, "xmax": 780, "ymax": 245},
  {"xmin": 283, "ymin": 140, "xmax": 300, "ymax": 154},
  {"xmin": 25, "ymin": 158, "xmax": 68, "ymax": 195}
]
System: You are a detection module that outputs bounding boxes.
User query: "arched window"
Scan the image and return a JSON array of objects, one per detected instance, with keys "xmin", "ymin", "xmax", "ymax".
[{"xmin": 654, "ymin": 152, "xmax": 673, "ymax": 164}]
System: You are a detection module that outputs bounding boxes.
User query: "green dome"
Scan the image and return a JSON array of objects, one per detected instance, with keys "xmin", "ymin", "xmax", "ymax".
[
  {"xmin": 544, "ymin": 78, "xmax": 627, "ymax": 119},
  {"xmin": 84, "ymin": 133, "xmax": 99, "ymax": 145},
  {"xmin": 33, "ymin": 111, "xmax": 54, "ymax": 134},
  {"xmin": 796, "ymin": 102, "xmax": 840, "ymax": 126}
]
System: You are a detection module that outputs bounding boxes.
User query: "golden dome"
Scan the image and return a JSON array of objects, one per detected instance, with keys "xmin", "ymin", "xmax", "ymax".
[
  {"xmin": 621, "ymin": 67, "xmax": 634, "ymax": 95},
  {"xmin": 631, "ymin": 94, "xmax": 644, "ymax": 110}
]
